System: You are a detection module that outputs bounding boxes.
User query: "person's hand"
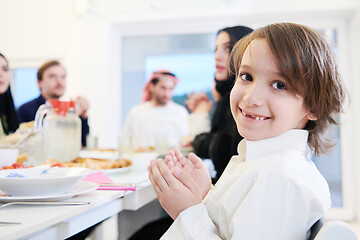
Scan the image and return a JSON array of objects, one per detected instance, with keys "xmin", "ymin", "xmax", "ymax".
[
  {"xmin": 186, "ymin": 91, "xmax": 212, "ymax": 113},
  {"xmin": 75, "ymin": 96, "xmax": 89, "ymax": 118},
  {"xmin": 185, "ymin": 91, "xmax": 200, "ymax": 112},
  {"xmin": 148, "ymin": 158, "xmax": 202, "ymax": 220},
  {"xmin": 166, "ymin": 149, "xmax": 211, "ymax": 199}
]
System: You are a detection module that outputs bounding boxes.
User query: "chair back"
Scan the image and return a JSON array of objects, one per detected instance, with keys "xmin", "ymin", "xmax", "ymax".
[
  {"xmin": 308, "ymin": 219, "xmax": 325, "ymax": 240},
  {"xmin": 312, "ymin": 220, "xmax": 358, "ymax": 240}
]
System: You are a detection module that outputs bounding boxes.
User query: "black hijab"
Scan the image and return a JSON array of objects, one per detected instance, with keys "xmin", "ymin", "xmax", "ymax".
[
  {"xmin": 215, "ymin": 26, "xmax": 253, "ymax": 96},
  {"xmin": 0, "ymin": 53, "xmax": 19, "ymax": 134}
]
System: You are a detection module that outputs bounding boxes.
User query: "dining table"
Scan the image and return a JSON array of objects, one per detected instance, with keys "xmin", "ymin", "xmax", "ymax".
[{"xmin": 0, "ymin": 152, "xmax": 159, "ymax": 240}]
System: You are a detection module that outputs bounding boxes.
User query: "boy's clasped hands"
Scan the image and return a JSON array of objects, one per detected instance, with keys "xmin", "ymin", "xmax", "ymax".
[{"xmin": 148, "ymin": 149, "xmax": 212, "ymax": 219}]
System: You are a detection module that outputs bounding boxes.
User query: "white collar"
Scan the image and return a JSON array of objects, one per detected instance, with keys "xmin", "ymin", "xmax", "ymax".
[{"xmin": 238, "ymin": 130, "xmax": 310, "ymax": 162}]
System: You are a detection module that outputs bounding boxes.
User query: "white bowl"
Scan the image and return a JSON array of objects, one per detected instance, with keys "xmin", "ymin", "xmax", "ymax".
[
  {"xmin": 0, "ymin": 148, "xmax": 18, "ymax": 168},
  {"xmin": 0, "ymin": 167, "xmax": 91, "ymax": 196}
]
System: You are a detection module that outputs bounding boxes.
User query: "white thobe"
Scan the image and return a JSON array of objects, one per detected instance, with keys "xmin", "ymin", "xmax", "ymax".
[
  {"xmin": 124, "ymin": 101, "xmax": 189, "ymax": 148},
  {"xmin": 161, "ymin": 129, "xmax": 331, "ymax": 240}
]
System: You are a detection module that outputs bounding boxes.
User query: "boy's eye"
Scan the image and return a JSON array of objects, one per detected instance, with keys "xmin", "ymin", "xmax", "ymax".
[
  {"xmin": 271, "ymin": 81, "xmax": 286, "ymax": 90},
  {"xmin": 240, "ymin": 73, "xmax": 252, "ymax": 82}
]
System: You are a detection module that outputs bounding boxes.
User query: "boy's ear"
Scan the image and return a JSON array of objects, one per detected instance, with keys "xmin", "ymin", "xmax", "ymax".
[{"xmin": 307, "ymin": 112, "xmax": 318, "ymax": 121}]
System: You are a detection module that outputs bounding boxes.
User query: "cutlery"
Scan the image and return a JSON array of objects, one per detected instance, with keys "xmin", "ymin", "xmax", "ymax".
[
  {"xmin": 93, "ymin": 180, "xmax": 148, "ymax": 188},
  {"xmin": 0, "ymin": 221, "xmax": 21, "ymax": 225},
  {"xmin": 97, "ymin": 182, "xmax": 139, "ymax": 187},
  {"xmin": 97, "ymin": 186, "xmax": 136, "ymax": 191},
  {"xmin": 102, "ymin": 179, "xmax": 149, "ymax": 187},
  {"xmin": 0, "ymin": 201, "xmax": 90, "ymax": 209}
]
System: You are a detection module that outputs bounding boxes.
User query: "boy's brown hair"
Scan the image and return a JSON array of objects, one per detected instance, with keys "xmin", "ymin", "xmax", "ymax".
[{"xmin": 229, "ymin": 22, "xmax": 347, "ymax": 155}]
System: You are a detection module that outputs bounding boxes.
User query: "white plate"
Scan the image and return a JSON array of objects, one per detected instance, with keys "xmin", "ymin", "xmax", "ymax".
[
  {"xmin": 100, "ymin": 166, "xmax": 133, "ymax": 175},
  {"xmin": 0, "ymin": 181, "xmax": 98, "ymax": 203}
]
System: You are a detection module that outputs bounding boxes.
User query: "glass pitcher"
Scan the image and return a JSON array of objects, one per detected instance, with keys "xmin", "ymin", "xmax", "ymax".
[{"xmin": 34, "ymin": 100, "xmax": 81, "ymax": 162}]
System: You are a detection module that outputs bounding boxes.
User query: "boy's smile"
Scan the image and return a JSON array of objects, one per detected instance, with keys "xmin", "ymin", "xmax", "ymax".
[
  {"xmin": 240, "ymin": 109, "xmax": 270, "ymax": 121},
  {"xmin": 230, "ymin": 39, "xmax": 315, "ymax": 141}
]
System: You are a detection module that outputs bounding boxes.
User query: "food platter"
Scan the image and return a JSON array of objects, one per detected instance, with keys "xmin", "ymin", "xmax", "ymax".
[
  {"xmin": 78, "ymin": 149, "xmax": 118, "ymax": 160},
  {"xmin": 45, "ymin": 157, "xmax": 133, "ymax": 173},
  {"xmin": 100, "ymin": 165, "xmax": 133, "ymax": 175}
]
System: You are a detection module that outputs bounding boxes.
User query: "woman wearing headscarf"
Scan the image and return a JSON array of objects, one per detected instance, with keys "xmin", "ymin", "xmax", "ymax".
[
  {"xmin": 128, "ymin": 26, "xmax": 253, "ymax": 240},
  {"xmin": 189, "ymin": 26, "xmax": 253, "ymax": 183},
  {"xmin": 0, "ymin": 53, "xmax": 19, "ymax": 137}
]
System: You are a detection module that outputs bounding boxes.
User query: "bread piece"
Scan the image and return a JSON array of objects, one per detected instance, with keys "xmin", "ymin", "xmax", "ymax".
[{"xmin": 113, "ymin": 159, "xmax": 132, "ymax": 168}]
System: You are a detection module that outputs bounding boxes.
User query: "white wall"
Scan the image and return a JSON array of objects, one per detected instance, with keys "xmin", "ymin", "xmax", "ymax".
[
  {"xmin": 1, "ymin": 0, "xmax": 360, "ymax": 222},
  {"xmin": 0, "ymin": 0, "xmax": 83, "ymax": 98}
]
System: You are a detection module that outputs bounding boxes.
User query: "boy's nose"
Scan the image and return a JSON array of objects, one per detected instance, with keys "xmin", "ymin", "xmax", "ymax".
[{"xmin": 244, "ymin": 84, "xmax": 265, "ymax": 106}]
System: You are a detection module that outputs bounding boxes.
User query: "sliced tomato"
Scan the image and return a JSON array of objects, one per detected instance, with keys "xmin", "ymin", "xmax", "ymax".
[
  {"xmin": 51, "ymin": 163, "xmax": 63, "ymax": 168},
  {"xmin": 11, "ymin": 163, "xmax": 24, "ymax": 169},
  {"xmin": 1, "ymin": 166, "xmax": 14, "ymax": 170}
]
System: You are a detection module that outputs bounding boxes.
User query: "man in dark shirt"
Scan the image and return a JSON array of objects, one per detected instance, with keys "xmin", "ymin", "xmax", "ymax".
[{"xmin": 17, "ymin": 60, "xmax": 89, "ymax": 147}]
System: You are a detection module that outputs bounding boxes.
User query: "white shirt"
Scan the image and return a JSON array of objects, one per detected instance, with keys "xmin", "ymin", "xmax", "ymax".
[
  {"xmin": 161, "ymin": 130, "xmax": 331, "ymax": 240},
  {"xmin": 188, "ymin": 112, "xmax": 211, "ymax": 136},
  {"xmin": 124, "ymin": 101, "xmax": 189, "ymax": 148}
]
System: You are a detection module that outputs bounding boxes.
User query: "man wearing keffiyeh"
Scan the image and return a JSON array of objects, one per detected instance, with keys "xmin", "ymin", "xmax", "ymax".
[{"xmin": 123, "ymin": 70, "xmax": 189, "ymax": 149}]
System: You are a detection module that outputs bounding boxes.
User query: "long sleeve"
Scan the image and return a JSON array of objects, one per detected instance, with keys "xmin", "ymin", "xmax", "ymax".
[
  {"xmin": 192, "ymin": 132, "xmax": 212, "ymax": 158},
  {"xmin": 123, "ymin": 110, "xmax": 134, "ymax": 136},
  {"xmin": 192, "ymin": 94, "xmax": 242, "ymax": 181},
  {"xmin": 162, "ymin": 131, "xmax": 330, "ymax": 240},
  {"xmin": 161, "ymin": 204, "xmax": 222, "ymax": 240},
  {"xmin": 223, "ymin": 173, "xmax": 325, "ymax": 240},
  {"xmin": 188, "ymin": 112, "xmax": 211, "ymax": 136},
  {"xmin": 17, "ymin": 95, "xmax": 45, "ymax": 123},
  {"xmin": 17, "ymin": 104, "xmax": 36, "ymax": 123},
  {"xmin": 161, "ymin": 172, "xmax": 329, "ymax": 240},
  {"xmin": 178, "ymin": 107, "xmax": 190, "ymax": 138}
]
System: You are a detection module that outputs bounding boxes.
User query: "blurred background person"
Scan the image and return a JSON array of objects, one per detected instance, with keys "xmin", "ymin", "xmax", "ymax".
[
  {"xmin": 123, "ymin": 70, "xmax": 189, "ymax": 151},
  {"xmin": 16, "ymin": 60, "xmax": 90, "ymax": 147},
  {"xmin": 187, "ymin": 26, "xmax": 253, "ymax": 182},
  {"xmin": 121, "ymin": 70, "xmax": 189, "ymax": 240},
  {"xmin": 0, "ymin": 53, "xmax": 19, "ymax": 138}
]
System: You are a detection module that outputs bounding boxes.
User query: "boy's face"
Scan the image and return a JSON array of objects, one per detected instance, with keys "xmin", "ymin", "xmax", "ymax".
[{"xmin": 230, "ymin": 39, "xmax": 315, "ymax": 141}]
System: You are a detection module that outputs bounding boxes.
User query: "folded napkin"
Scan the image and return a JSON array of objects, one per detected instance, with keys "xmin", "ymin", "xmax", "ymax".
[
  {"xmin": 82, "ymin": 171, "xmax": 136, "ymax": 191},
  {"xmin": 82, "ymin": 171, "xmax": 113, "ymax": 184}
]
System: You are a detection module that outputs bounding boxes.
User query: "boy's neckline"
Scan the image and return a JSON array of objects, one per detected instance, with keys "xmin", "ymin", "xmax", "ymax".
[{"xmin": 239, "ymin": 129, "xmax": 309, "ymax": 162}]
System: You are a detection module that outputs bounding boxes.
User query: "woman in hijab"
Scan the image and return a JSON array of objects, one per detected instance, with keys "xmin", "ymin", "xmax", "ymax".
[
  {"xmin": 189, "ymin": 26, "xmax": 253, "ymax": 183},
  {"xmin": 128, "ymin": 26, "xmax": 253, "ymax": 240},
  {"xmin": 0, "ymin": 53, "xmax": 19, "ymax": 137}
]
